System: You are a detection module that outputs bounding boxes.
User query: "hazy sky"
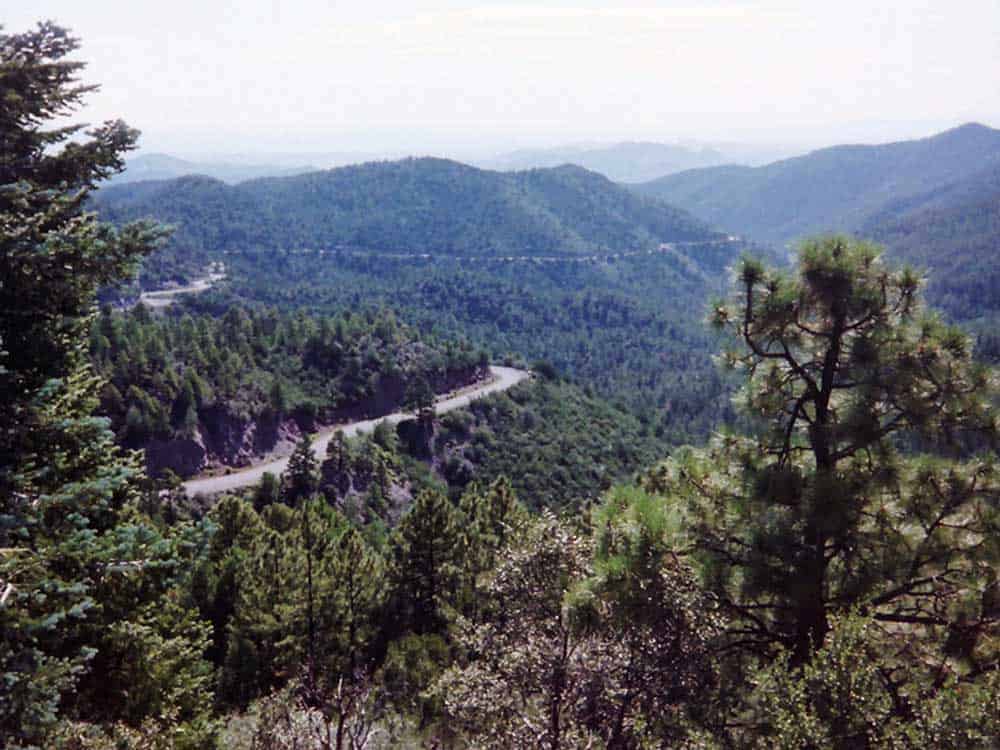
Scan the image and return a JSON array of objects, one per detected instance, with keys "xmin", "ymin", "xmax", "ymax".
[{"xmin": 9, "ymin": 1, "xmax": 1000, "ymax": 156}]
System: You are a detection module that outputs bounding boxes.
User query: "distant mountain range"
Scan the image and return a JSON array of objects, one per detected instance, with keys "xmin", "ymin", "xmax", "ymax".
[
  {"xmin": 117, "ymin": 140, "xmax": 798, "ymax": 188},
  {"xmin": 100, "ymin": 129, "xmax": 1000, "ymax": 324},
  {"xmin": 632, "ymin": 123, "xmax": 1000, "ymax": 248},
  {"xmin": 629, "ymin": 123, "xmax": 1000, "ymax": 322},
  {"xmin": 94, "ymin": 157, "xmax": 719, "ymax": 258},
  {"xmin": 106, "ymin": 153, "xmax": 318, "ymax": 185},
  {"xmin": 479, "ymin": 142, "xmax": 729, "ymax": 183}
]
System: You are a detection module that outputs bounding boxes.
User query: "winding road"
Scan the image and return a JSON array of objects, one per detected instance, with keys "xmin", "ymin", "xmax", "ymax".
[
  {"xmin": 182, "ymin": 365, "xmax": 531, "ymax": 497},
  {"xmin": 137, "ymin": 265, "xmax": 226, "ymax": 309}
]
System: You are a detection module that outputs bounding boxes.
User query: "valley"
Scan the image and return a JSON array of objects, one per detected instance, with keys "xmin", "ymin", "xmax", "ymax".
[{"xmin": 6, "ymin": 15, "xmax": 1000, "ymax": 747}]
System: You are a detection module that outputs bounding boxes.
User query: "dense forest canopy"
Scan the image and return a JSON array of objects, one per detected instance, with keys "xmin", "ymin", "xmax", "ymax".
[
  {"xmin": 862, "ymin": 163, "xmax": 1000, "ymax": 322},
  {"xmin": 89, "ymin": 302, "xmax": 487, "ymax": 476},
  {"xmin": 3, "ymin": 19, "xmax": 1000, "ymax": 750},
  {"xmin": 93, "ymin": 157, "xmax": 718, "ymax": 259},
  {"xmin": 93, "ymin": 161, "xmax": 754, "ymax": 447}
]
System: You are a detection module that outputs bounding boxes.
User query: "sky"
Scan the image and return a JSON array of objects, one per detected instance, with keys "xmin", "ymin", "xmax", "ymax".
[{"xmin": 8, "ymin": 0, "xmax": 1000, "ymax": 158}]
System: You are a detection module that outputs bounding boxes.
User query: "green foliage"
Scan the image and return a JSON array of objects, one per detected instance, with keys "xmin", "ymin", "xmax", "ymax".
[
  {"xmin": 744, "ymin": 613, "xmax": 1000, "ymax": 749},
  {"xmin": 863, "ymin": 162, "xmax": 1000, "ymax": 322},
  {"xmin": 388, "ymin": 489, "xmax": 463, "ymax": 636},
  {"xmin": 88, "ymin": 302, "xmax": 486, "ymax": 475},
  {"xmin": 93, "ymin": 154, "xmax": 751, "ymax": 445},
  {"xmin": 9, "ymin": 19, "xmax": 1000, "ymax": 746},
  {"xmin": 282, "ymin": 436, "xmax": 318, "ymax": 506},
  {"xmin": 634, "ymin": 122, "xmax": 1000, "ymax": 248},
  {"xmin": 0, "ymin": 21, "xmax": 214, "ymax": 748},
  {"xmin": 645, "ymin": 237, "xmax": 1000, "ymax": 699},
  {"xmin": 217, "ymin": 245, "xmax": 740, "ymax": 442},
  {"xmin": 435, "ymin": 512, "xmax": 719, "ymax": 748},
  {"xmin": 95, "ymin": 158, "xmax": 717, "ymax": 259},
  {"xmin": 445, "ymin": 379, "xmax": 669, "ymax": 508},
  {"xmin": 81, "ymin": 594, "xmax": 217, "ymax": 749}
]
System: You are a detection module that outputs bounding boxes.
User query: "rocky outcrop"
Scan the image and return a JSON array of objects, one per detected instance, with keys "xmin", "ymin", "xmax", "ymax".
[
  {"xmin": 396, "ymin": 417, "xmax": 435, "ymax": 459},
  {"xmin": 145, "ymin": 409, "xmax": 304, "ymax": 478},
  {"xmin": 145, "ymin": 434, "xmax": 207, "ymax": 478}
]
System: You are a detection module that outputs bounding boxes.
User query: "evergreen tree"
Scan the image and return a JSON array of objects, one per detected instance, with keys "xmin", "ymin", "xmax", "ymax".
[
  {"xmin": 643, "ymin": 237, "xmax": 1000, "ymax": 680},
  {"xmin": 253, "ymin": 471, "xmax": 281, "ymax": 511},
  {"xmin": 282, "ymin": 435, "xmax": 318, "ymax": 506},
  {"xmin": 456, "ymin": 477, "xmax": 525, "ymax": 614},
  {"xmin": 222, "ymin": 526, "xmax": 291, "ymax": 706},
  {"xmin": 0, "ymin": 22, "xmax": 184, "ymax": 747},
  {"xmin": 325, "ymin": 527, "xmax": 385, "ymax": 673},
  {"xmin": 389, "ymin": 489, "xmax": 463, "ymax": 636}
]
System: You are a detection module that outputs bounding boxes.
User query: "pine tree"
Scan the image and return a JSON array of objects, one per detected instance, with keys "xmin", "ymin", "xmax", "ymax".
[
  {"xmin": 643, "ymin": 237, "xmax": 1000, "ymax": 678},
  {"xmin": 222, "ymin": 526, "xmax": 291, "ymax": 706},
  {"xmin": 389, "ymin": 489, "xmax": 462, "ymax": 636},
  {"xmin": 253, "ymin": 471, "xmax": 281, "ymax": 511},
  {"xmin": 325, "ymin": 527, "xmax": 385, "ymax": 673},
  {"xmin": 456, "ymin": 477, "xmax": 525, "ymax": 615},
  {"xmin": 282, "ymin": 435, "xmax": 318, "ymax": 506},
  {"xmin": 326, "ymin": 429, "xmax": 348, "ymax": 476}
]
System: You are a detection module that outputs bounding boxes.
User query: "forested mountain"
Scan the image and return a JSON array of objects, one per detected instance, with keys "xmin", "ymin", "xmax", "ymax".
[
  {"xmin": 213, "ymin": 240, "xmax": 742, "ymax": 442},
  {"xmin": 862, "ymin": 163, "xmax": 1000, "ymax": 321},
  {"xmin": 480, "ymin": 140, "xmax": 728, "ymax": 182},
  {"xmin": 8, "ymin": 21, "xmax": 1000, "ymax": 750},
  {"xmin": 94, "ymin": 157, "xmax": 719, "ymax": 258},
  {"xmin": 633, "ymin": 123, "xmax": 1000, "ymax": 247},
  {"xmin": 94, "ymin": 156, "xmax": 747, "ymax": 442}
]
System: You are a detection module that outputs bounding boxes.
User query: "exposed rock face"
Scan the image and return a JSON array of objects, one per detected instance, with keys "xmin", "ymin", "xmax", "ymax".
[
  {"xmin": 145, "ymin": 434, "xmax": 207, "ymax": 477},
  {"xmin": 396, "ymin": 417, "xmax": 435, "ymax": 459},
  {"xmin": 197, "ymin": 408, "xmax": 304, "ymax": 469}
]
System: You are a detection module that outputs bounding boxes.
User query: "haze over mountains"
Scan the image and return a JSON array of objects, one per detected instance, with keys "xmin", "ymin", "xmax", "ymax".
[
  {"xmin": 106, "ymin": 153, "xmax": 316, "ymax": 185},
  {"xmin": 114, "ymin": 139, "xmax": 805, "ymax": 187},
  {"xmin": 477, "ymin": 142, "xmax": 729, "ymax": 182}
]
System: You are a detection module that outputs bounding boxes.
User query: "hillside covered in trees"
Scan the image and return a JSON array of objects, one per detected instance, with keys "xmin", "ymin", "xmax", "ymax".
[
  {"xmin": 89, "ymin": 303, "xmax": 487, "ymax": 477},
  {"xmin": 94, "ymin": 157, "xmax": 719, "ymax": 263},
  {"xmin": 93, "ymin": 154, "xmax": 752, "ymax": 444},
  {"xmin": 633, "ymin": 123, "xmax": 1000, "ymax": 247},
  {"xmin": 208, "ymin": 238, "xmax": 743, "ymax": 442},
  {"xmin": 862, "ymin": 162, "xmax": 1000, "ymax": 322},
  {"xmin": 5, "ymin": 19, "xmax": 1000, "ymax": 750}
]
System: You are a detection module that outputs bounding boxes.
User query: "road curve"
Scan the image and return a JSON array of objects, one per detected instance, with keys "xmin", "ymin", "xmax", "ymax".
[
  {"xmin": 182, "ymin": 365, "xmax": 532, "ymax": 497},
  {"xmin": 137, "ymin": 266, "xmax": 226, "ymax": 309}
]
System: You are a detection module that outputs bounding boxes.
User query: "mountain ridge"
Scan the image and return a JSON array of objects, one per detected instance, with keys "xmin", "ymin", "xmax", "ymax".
[
  {"xmin": 95, "ymin": 156, "xmax": 722, "ymax": 259},
  {"xmin": 632, "ymin": 122, "xmax": 1000, "ymax": 247}
]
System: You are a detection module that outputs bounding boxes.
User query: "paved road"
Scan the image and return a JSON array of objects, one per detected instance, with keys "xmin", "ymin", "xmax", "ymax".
[
  {"xmin": 138, "ymin": 267, "xmax": 226, "ymax": 308},
  {"xmin": 182, "ymin": 365, "xmax": 532, "ymax": 497}
]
